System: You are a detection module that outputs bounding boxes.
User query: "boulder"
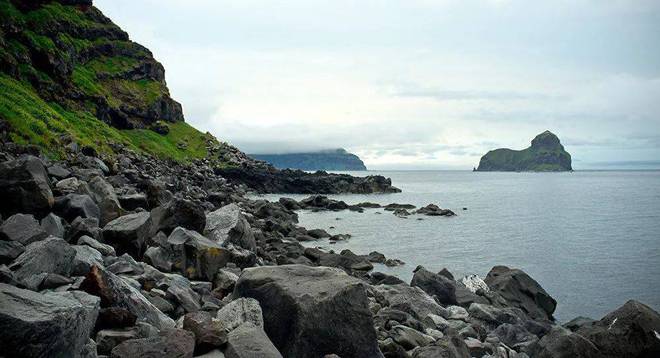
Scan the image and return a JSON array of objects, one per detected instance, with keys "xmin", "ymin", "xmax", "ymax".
[
  {"xmin": 167, "ymin": 227, "xmax": 231, "ymax": 281},
  {"xmin": 67, "ymin": 216, "xmax": 101, "ymax": 242},
  {"xmin": 103, "ymin": 212, "xmax": 151, "ymax": 259},
  {"xmin": 97, "ymin": 328, "xmax": 141, "ymax": 355},
  {"xmin": 576, "ymin": 300, "xmax": 660, "ymax": 358},
  {"xmin": 88, "ymin": 176, "xmax": 123, "ymax": 225},
  {"xmin": 183, "ymin": 311, "xmax": 228, "ymax": 353},
  {"xmin": 0, "ymin": 155, "xmax": 54, "ymax": 217},
  {"xmin": 416, "ymin": 204, "xmax": 456, "ymax": 216},
  {"xmin": 529, "ymin": 326, "xmax": 599, "ymax": 358},
  {"xmin": 411, "ymin": 266, "xmax": 458, "ymax": 306},
  {"xmin": 411, "ymin": 335, "xmax": 470, "ymax": 358},
  {"xmin": 390, "ymin": 324, "xmax": 435, "ymax": 349},
  {"xmin": 162, "ymin": 274, "xmax": 201, "ymax": 313},
  {"xmin": 96, "ymin": 306, "xmax": 138, "ymax": 330},
  {"xmin": 0, "ymin": 283, "xmax": 100, "ymax": 357},
  {"xmin": 204, "ymin": 203, "xmax": 256, "ymax": 251},
  {"xmin": 225, "ymin": 322, "xmax": 283, "ymax": 358},
  {"xmin": 119, "ymin": 193, "xmax": 149, "ymax": 211},
  {"xmin": 216, "ymin": 297, "xmax": 264, "ymax": 331},
  {"xmin": 9, "ymin": 237, "xmax": 75, "ymax": 282},
  {"xmin": 144, "ymin": 246, "xmax": 172, "ymax": 272},
  {"xmin": 72, "ymin": 244, "xmax": 105, "ymax": 276},
  {"xmin": 0, "ymin": 240, "xmax": 25, "ymax": 265},
  {"xmin": 485, "ymin": 265, "xmax": 556, "ymax": 320},
  {"xmin": 80, "ymin": 265, "xmax": 175, "ymax": 330},
  {"xmin": 48, "ymin": 164, "xmax": 71, "ymax": 179},
  {"xmin": 54, "ymin": 194, "xmax": 101, "ymax": 222},
  {"xmin": 375, "ymin": 283, "xmax": 448, "ymax": 321},
  {"xmin": 40, "ymin": 213, "xmax": 66, "ymax": 238},
  {"xmin": 0, "ymin": 213, "xmax": 48, "ymax": 245},
  {"xmin": 151, "ymin": 198, "xmax": 206, "ymax": 235},
  {"xmin": 78, "ymin": 235, "xmax": 116, "ymax": 256},
  {"xmin": 234, "ymin": 264, "xmax": 382, "ymax": 358},
  {"xmin": 110, "ymin": 328, "xmax": 195, "ymax": 358}
]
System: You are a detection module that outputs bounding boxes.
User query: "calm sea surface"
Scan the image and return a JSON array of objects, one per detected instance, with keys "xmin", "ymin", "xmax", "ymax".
[{"xmin": 255, "ymin": 170, "xmax": 660, "ymax": 322}]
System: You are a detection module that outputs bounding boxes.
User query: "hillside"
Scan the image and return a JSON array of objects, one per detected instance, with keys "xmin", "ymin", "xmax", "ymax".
[
  {"xmin": 0, "ymin": 0, "xmax": 244, "ymax": 163},
  {"xmin": 250, "ymin": 148, "xmax": 367, "ymax": 171},
  {"xmin": 476, "ymin": 131, "xmax": 572, "ymax": 171}
]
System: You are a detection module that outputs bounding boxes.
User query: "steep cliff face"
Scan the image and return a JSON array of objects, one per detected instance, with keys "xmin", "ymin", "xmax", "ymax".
[
  {"xmin": 476, "ymin": 131, "xmax": 572, "ymax": 172},
  {"xmin": 250, "ymin": 149, "xmax": 367, "ymax": 171}
]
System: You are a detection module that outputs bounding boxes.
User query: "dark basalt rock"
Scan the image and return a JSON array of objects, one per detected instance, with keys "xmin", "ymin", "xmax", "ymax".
[
  {"xmin": 166, "ymin": 227, "xmax": 231, "ymax": 281},
  {"xmin": 0, "ymin": 240, "xmax": 25, "ymax": 265},
  {"xmin": 485, "ymin": 265, "xmax": 557, "ymax": 321},
  {"xmin": 529, "ymin": 326, "xmax": 599, "ymax": 358},
  {"xmin": 204, "ymin": 203, "xmax": 256, "ymax": 251},
  {"xmin": 110, "ymin": 328, "xmax": 195, "ymax": 358},
  {"xmin": 182, "ymin": 311, "xmax": 228, "ymax": 354},
  {"xmin": 54, "ymin": 193, "xmax": 101, "ymax": 222},
  {"xmin": 225, "ymin": 322, "xmax": 283, "ymax": 358},
  {"xmin": 410, "ymin": 266, "xmax": 458, "ymax": 306},
  {"xmin": 150, "ymin": 198, "xmax": 206, "ymax": 235},
  {"xmin": 9, "ymin": 237, "xmax": 76, "ymax": 282},
  {"xmin": 102, "ymin": 212, "xmax": 151, "ymax": 259},
  {"xmin": 96, "ymin": 307, "xmax": 138, "ymax": 330},
  {"xmin": 0, "ymin": 156, "xmax": 54, "ymax": 218},
  {"xmin": 576, "ymin": 300, "xmax": 660, "ymax": 358},
  {"xmin": 476, "ymin": 131, "xmax": 572, "ymax": 172},
  {"xmin": 0, "ymin": 283, "xmax": 100, "ymax": 358},
  {"xmin": 416, "ymin": 204, "xmax": 456, "ymax": 217},
  {"xmin": 234, "ymin": 264, "xmax": 383, "ymax": 358},
  {"xmin": 0, "ymin": 213, "xmax": 48, "ymax": 245}
]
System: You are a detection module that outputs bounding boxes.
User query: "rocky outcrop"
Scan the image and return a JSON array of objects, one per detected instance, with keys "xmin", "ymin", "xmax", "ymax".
[
  {"xmin": 110, "ymin": 329, "xmax": 195, "ymax": 358},
  {"xmin": 476, "ymin": 131, "xmax": 572, "ymax": 171},
  {"xmin": 250, "ymin": 148, "xmax": 367, "ymax": 171},
  {"xmin": 485, "ymin": 265, "xmax": 557, "ymax": 320},
  {"xmin": 234, "ymin": 265, "xmax": 382, "ymax": 358},
  {"xmin": 205, "ymin": 203, "xmax": 256, "ymax": 251},
  {"xmin": 0, "ymin": 156, "xmax": 53, "ymax": 217}
]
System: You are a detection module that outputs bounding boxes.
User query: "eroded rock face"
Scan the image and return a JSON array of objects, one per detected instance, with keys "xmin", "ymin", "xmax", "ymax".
[
  {"xmin": 234, "ymin": 264, "xmax": 382, "ymax": 358},
  {"xmin": 0, "ymin": 283, "xmax": 100, "ymax": 358},
  {"xmin": 0, "ymin": 156, "xmax": 54, "ymax": 217},
  {"xmin": 205, "ymin": 203, "xmax": 256, "ymax": 251},
  {"xmin": 80, "ymin": 265, "xmax": 175, "ymax": 330},
  {"xmin": 485, "ymin": 265, "xmax": 557, "ymax": 320},
  {"xmin": 576, "ymin": 300, "xmax": 660, "ymax": 358}
]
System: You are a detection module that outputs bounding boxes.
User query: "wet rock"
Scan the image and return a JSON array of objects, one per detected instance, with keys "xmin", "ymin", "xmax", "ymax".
[
  {"xmin": 576, "ymin": 300, "xmax": 660, "ymax": 358},
  {"xmin": 204, "ymin": 203, "xmax": 256, "ymax": 251},
  {"xmin": 103, "ymin": 212, "xmax": 151, "ymax": 259},
  {"xmin": 167, "ymin": 227, "xmax": 231, "ymax": 281},
  {"xmin": 411, "ymin": 266, "xmax": 458, "ymax": 306},
  {"xmin": 151, "ymin": 198, "xmax": 206, "ymax": 235},
  {"xmin": 110, "ymin": 328, "xmax": 195, "ymax": 358},
  {"xmin": 80, "ymin": 265, "xmax": 175, "ymax": 330},
  {"xmin": 10, "ymin": 237, "xmax": 75, "ymax": 282},
  {"xmin": 89, "ymin": 176, "xmax": 123, "ymax": 225},
  {"xmin": 0, "ymin": 213, "xmax": 48, "ymax": 245},
  {"xmin": 54, "ymin": 194, "xmax": 101, "ymax": 222},
  {"xmin": 41, "ymin": 213, "xmax": 66, "ymax": 238},
  {"xmin": 0, "ymin": 284, "xmax": 100, "ymax": 358},
  {"xmin": 485, "ymin": 265, "xmax": 557, "ymax": 320},
  {"xmin": 0, "ymin": 240, "xmax": 25, "ymax": 265},
  {"xmin": 384, "ymin": 203, "xmax": 416, "ymax": 211},
  {"xmin": 0, "ymin": 155, "xmax": 54, "ymax": 217},
  {"xmin": 78, "ymin": 235, "xmax": 116, "ymax": 256},
  {"xmin": 234, "ymin": 264, "xmax": 382, "ymax": 358},
  {"xmin": 225, "ymin": 322, "xmax": 283, "ymax": 358},
  {"xmin": 278, "ymin": 197, "xmax": 301, "ymax": 210},
  {"xmin": 416, "ymin": 204, "xmax": 456, "ymax": 216},
  {"xmin": 307, "ymin": 228, "xmax": 331, "ymax": 239}
]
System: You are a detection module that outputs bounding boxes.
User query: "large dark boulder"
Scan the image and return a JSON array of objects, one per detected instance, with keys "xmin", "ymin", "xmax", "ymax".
[
  {"xmin": 151, "ymin": 198, "xmax": 206, "ymax": 235},
  {"xmin": 81, "ymin": 265, "xmax": 175, "ymax": 330},
  {"xmin": 204, "ymin": 203, "xmax": 256, "ymax": 251},
  {"xmin": 54, "ymin": 193, "xmax": 101, "ymax": 222},
  {"xmin": 576, "ymin": 300, "xmax": 660, "ymax": 358},
  {"xmin": 88, "ymin": 176, "xmax": 123, "ymax": 225},
  {"xmin": 9, "ymin": 237, "xmax": 75, "ymax": 282},
  {"xmin": 102, "ymin": 212, "xmax": 151, "ymax": 258},
  {"xmin": 166, "ymin": 227, "xmax": 231, "ymax": 281},
  {"xmin": 374, "ymin": 283, "xmax": 448, "ymax": 321},
  {"xmin": 110, "ymin": 328, "xmax": 195, "ymax": 358},
  {"xmin": 410, "ymin": 266, "xmax": 457, "ymax": 306},
  {"xmin": 234, "ymin": 264, "xmax": 383, "ymax": 358},
  {"xmin": 0, "ymin": 156, "xmax": 54, "ymax": 217},
  {"xmin": 529, "ymin": 326, "xmax": 599, "ymax": 358},
  {"xmin": 0, "ymin": 213, "xmax": 48, "ymax": 245},
  {"xmin": 484, "ymin": 265, "xmax": 556, "ymax": 320},
  {"xmin": 0, "ymin": 240, "xmax": 25, "ymax": 265},
  {"xmin": 0, "ymin": 283, "xmax": 100, "ymax": 358}
]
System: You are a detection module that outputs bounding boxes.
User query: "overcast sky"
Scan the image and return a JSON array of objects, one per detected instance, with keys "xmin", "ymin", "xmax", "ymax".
[{"xmin": 95, "ymin": 0, "xmax": 660, "ymax": 169}]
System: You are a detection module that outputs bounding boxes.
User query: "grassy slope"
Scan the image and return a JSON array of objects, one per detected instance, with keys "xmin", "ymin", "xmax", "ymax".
[{"xmin": 0, "ymin": 1, "xmax": 215, "ymax": 162}]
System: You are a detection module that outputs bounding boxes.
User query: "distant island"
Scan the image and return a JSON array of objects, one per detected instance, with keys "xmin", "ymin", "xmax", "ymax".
[
  {"xmin": 476, "ymin": 130, "xmax": 572, "ymax": 171},
  {"xmin": 251, "ymin": 148, "xmax": 367, "ymax": 171}
]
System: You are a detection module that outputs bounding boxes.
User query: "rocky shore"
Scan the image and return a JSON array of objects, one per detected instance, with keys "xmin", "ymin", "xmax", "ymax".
[{"xmin": 1, "ymin": 143, "xmax": 659, "ymax": 358}]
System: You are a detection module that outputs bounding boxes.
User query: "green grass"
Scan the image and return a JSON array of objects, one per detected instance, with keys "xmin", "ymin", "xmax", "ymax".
[
  {"xmin": 24, "ymin": 2, "xmax": 102, "ymax": 33},
  {"xmin": 0, "ymin": 74, "xmax": 214, "ymax": 161},
  {"xmin": 0, "ymin": 0, "xmax": 24, "ymax": 28},
  {"xmin": 87, "ymin": 56, "xmax": 139, "ymax": 76},
  {"xmin": 23, "ymin": 30, "xmax": 56, "ymax": 53}
]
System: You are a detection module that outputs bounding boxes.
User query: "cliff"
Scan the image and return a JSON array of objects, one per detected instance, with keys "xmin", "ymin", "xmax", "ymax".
[
  {"xmin": 250, "ymin": 148, "xmax": 367, "ymax": 171},
  {"xmin": 476, "ymin": 131, "xmax": 572, "ymax": 172}
]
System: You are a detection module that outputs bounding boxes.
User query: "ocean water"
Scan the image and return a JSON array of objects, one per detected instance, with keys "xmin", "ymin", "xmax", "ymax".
[{"xmin": 255, "ymin": 170, "xmax": 660, "ymax": 322}]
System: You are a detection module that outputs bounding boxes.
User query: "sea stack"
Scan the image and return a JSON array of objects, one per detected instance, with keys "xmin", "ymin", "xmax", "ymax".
[{"xmin": 476, "ymin": 130, "xmax": 572, "ymax": 172}]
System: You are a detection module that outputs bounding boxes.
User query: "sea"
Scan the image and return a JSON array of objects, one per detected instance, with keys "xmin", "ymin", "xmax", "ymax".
[{"xmin": 254, "ymin": 170, "xmax": 660, "ymax": 322}]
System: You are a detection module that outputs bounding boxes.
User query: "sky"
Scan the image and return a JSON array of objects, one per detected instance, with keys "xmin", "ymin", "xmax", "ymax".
[{"xmin": 95, "ymin": 0, "xmax": 660, "ymax": 169}]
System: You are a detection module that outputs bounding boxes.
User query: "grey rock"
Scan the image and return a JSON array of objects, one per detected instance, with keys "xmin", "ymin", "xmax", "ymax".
[
  {"xmin": 485, "ymin": 266, "xmax": 556, "ymax": 320},
  {"xmin": 225, "ymin": 322, "xmax": 283, "ymax": 358},
  {"xmin": 390, "ymin": 324, "xmax": 435, "ymax": 349},
  {"xmin": 234, "ymin": 264, "xmax": 382, "ymax": 358},
  {"xmin": 216, "ymin": 297, "xmax": 263, "ymax": 331},
  {"xmin": 67, "ymin": 216, "xmax": 101, "ymax": 242},
  {"xmin": 375, "ymin": 283, "xmax": 448, "ymax": 321},
  {"xmin": 167, "ymin": 227, "xmax": 230, "ymax": 281},
  {"xmin": 0, "ymin": 213, "xmax": 48, "ymax": 245},
  {"xmin": 183, "ymin": 311, "xmax": 228, "ymax": 353},
  {"xmin": 118, "ymin": 193, "xmax": 149, "ymax": 211},
  {"xmin": 89, "ymin": 176, "xmax": 123, "ymax": 225},
  {"xmin": 411, "ymin": 266, "xmax": 457, "ymax": 306},
  {"xmin": 10, "ymin": 237, "xmax": 75, "ymax": 282},
  {"xmin": 468, "ymin": 303, "xmax": 521, "ymax": 327},
  {"xmin": 205, "ymin": 203, "xmax": 256, "ymax": 251},
  {"xmin": 80, "ymin": 265, "xmax": 175, "ymax": 330},
  {"xmin": 110, "ymin": 328, "xmax": 195, "ymax": 358},
  {"xmin": 144, "ymin": 246, "xmax": 172, "ymax": 272},
  {"xmin": 102, "ymin": 212, "xmax": 151, "ymax": 259},
  {"xmin": 78, "ymin": 235, "xmax": 116, "ymax": 256},
  {"xmin": 162, "ymin": 274, "xmax": 202, "ymax": 313},
  {"xmin": 41, "ymin": 213, "xmax": 66, "ymax": 238},
  {"xmin": 411, "ymin": 335, "xmax": 470, "ymax": 358},
  {"xmin": 97, "ymin": 328, "xmax": 141, "ymax": 355},
  {"xmin": 150, "ymin": 198, "xmax": 206, "ymax": 235},
  {"xmin": 0, "ymin": 284, "xmax": 100, "ymax": 358},
  {"xmin": 0, "ymin": 240, "xmax": 25, "ymax": 265},
  {"xmin": 72, "ymin": 244, "xmax": 105, "ymax": 276},
  {"xmin": 529, "ymin": 326, "xmax": 599, "ymax": 358},
  {"xmin": 0, "ymin": 155, "xmax": 54, "ymax": 217},
  {"xmin": 54, "ymin": 193, "xmax": 101, "ymax": 222}
]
